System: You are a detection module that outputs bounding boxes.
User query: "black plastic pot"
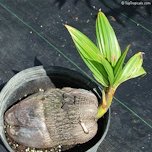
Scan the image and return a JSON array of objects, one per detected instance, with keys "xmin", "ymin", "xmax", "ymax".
[{"xmin": 0, "ymin": 66, "xmax": 110, "ymax": 152}]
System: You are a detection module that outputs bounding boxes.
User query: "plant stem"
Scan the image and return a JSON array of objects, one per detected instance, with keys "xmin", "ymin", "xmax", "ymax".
[{"xmin": 96, "ymin": 87, "xmax": 116, "ymax": 119}]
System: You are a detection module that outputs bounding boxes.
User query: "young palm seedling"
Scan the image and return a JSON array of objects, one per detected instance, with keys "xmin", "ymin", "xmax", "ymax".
[
  {"xmin": 65, "ymin": 10, "xmax": 146, "ymax": 119},
  {"xmin": 2, "ymin": 10, "xmax": 146, "ymax": 152}
]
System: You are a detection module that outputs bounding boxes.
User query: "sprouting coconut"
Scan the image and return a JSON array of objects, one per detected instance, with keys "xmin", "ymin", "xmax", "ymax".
[{"xmin": 4, "ymin": 10, "xmax": 146, "ymax": 152}]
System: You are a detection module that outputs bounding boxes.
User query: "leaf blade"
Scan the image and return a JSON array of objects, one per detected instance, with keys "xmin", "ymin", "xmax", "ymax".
[
  {"xmin": 114, "ymin": 45, "xmax": 130, "ymax": 80},
  {"xmin": 65, "ymin": 24, "xmax": 114, "ymax": 86},
  {"xmin": 96, "ymin": 11, "xmax": 121, "ymax": 67},
  {"xmin": 114, "ymin": 52, "xmax": 145, "ymax": 87},
  {"xmin": 65, "ymin": 25, "xmax": 101, "ymax": 62}
]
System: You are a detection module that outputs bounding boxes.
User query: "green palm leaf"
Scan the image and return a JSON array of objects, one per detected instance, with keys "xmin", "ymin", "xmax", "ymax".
[
  {"xmin": 114, "ymin": 45, "xmax": 130, "ymax": 80},
  {"xmin": 96, "ymin": 11, "xmax": 121, "ymax": 67},
  {"xmin": 114, "ymin": 52, "xmax": 144, "ymax": 87},
  {"xmin": 65, "ymin": 25, "xmax": 101, "ymax": 62},
  {"xmin": 65, "ymin": 10, "xmax": 147, "ymax": 119},
  {"xmin": 65, "ymin": 24, "xmax": 114, "ymax": 86}
]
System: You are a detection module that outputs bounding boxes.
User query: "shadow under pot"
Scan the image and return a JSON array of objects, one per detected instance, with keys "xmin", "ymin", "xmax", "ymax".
[{"xmin": 0, "ymin": 66, "xmax": 110, "ymax": 152}]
